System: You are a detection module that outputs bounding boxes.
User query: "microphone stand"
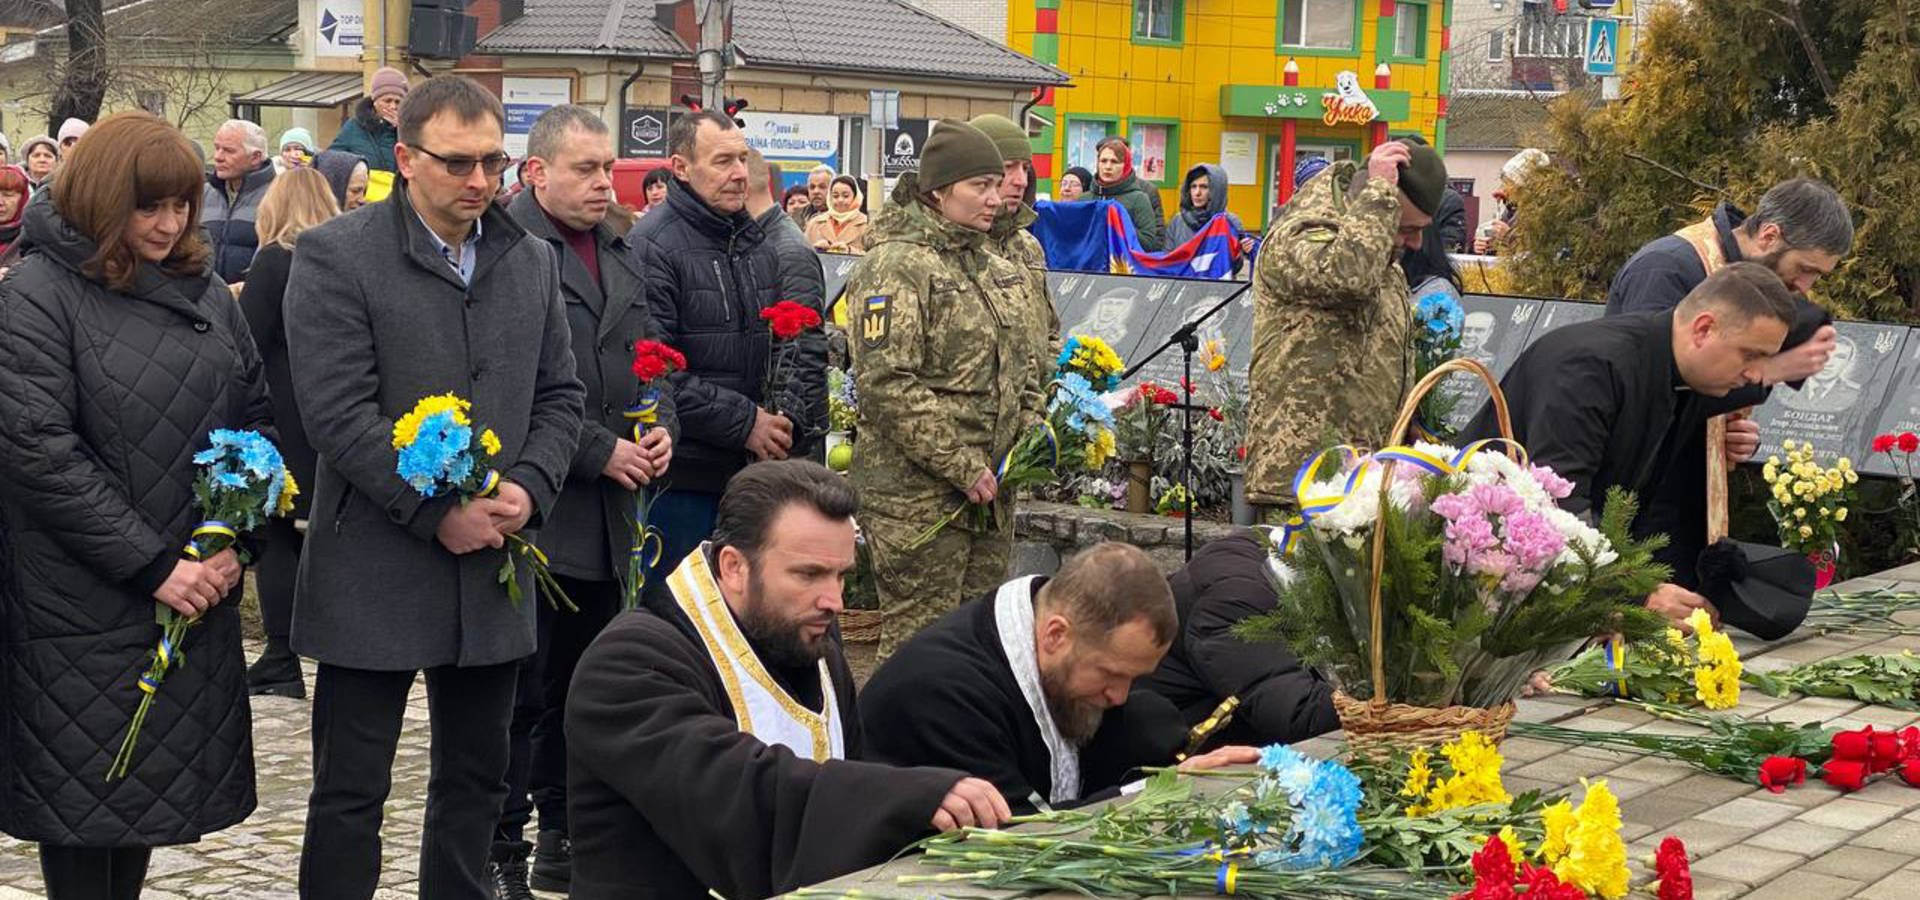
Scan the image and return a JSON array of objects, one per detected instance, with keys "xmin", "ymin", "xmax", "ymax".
[{"xmin": 1120, "ymin": 285, "xmax": 1250, "ymax": 562}]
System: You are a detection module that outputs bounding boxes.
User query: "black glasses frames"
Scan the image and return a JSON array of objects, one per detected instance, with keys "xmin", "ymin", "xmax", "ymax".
[{"xmin": 411, "ymin": 146, "xmax": 513, "ymax": 177}]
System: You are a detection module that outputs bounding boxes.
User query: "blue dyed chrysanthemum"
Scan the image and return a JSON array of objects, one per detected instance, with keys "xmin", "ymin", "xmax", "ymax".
[{"xmin": 395, "ymin": 411, "xmax": 476, "ymax": 497}]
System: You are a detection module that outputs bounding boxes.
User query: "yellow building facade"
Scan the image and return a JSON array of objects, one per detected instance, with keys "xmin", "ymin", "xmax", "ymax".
[{"xmin": 1010, "ymin": 0, "xmax": 1451, "ymax": 230}]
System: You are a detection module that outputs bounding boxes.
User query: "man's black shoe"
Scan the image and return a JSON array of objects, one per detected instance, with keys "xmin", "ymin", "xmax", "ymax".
[
  {"xmin": 246, "ymin": 647, "xmax": 305, "ymax": 698},
  {"xmin": 488, "ymin": 844, "xmax": 537, "ymax": 900}
]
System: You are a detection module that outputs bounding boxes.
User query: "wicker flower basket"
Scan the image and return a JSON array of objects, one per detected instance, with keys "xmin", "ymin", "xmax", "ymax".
[{"xmin": 1336, "ymin": 357, "xmax": 1520, "ymax": 756}]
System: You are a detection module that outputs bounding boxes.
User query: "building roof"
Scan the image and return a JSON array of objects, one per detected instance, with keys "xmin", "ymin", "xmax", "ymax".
[
  {"xmin": 477, "ymin": 0, "xmax": 1066, "ymax": 86},
  {"xmin": 0, "ymin": 1, "xmax": 69, "ymax": 29},
  {"xmin": 36, "ymin": 0, "xmax": 297, "ymax": 45},
  {"xmin": 731, "ymin": 0, "xmax": 1064, "ymax": 85},
  {"xmin": 1446, "ymin": 90, "xmax": 1558, "ymax": 151},
  {"xmin": 232, "ymin": 70, "xmax": 364, "ymax": 108},
  {"xmin": 478, "ymin": 0, "xmax": 687, "ymax": 57}
]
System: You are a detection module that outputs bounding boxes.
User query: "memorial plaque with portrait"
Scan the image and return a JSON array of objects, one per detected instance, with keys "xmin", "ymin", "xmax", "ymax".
[
  {"xmin": 1752, "ymin": 321, "xmax": 1907, "ymax": 468},
  {"xmin": 1438, "ymin": 295, "xmax": 1543, "ymax": 435},
  {"xmin": 1055, "ymin": 273, "xmax": 1183, "ymax": 367},
  {"xmin": 1124, "ymin": 280, "xmax": 1253, "ymax": 394}
]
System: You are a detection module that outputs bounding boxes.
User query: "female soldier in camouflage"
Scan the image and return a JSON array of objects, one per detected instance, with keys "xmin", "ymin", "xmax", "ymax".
[{"xmin": 846, "ymin": 120, "xmax": 1047, "ymax": 661}]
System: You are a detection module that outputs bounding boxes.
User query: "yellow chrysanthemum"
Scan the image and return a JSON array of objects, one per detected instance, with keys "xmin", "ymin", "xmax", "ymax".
[
  {"xmin": 1407, "ymin": 731, "xmax": 1508, "ymax": 816},
  {"xmin": 1551, "ymin": 779, "xmax": 1629, "ymax": 899},
  {"xmin": 1691, "ymin": 610, "xmax": 1743, "ymax": 709},
  {"xmin": 480, "ymin": 429, "xmax": 502, "ymax": 457},
  {"xmin": 392, "ymin": 394, "xmax": 472, "ymax": 449},
  {"xmin": 277, "ymin": 471, "xmax": 300, "ymax": 516},
  {"xmin": 1399, "ymin": 748, "xmax": 1434, "ymax": 811},
  {"xmin": 1537, "ymin": 798, "xmax": 1576, "ymax": 862}
]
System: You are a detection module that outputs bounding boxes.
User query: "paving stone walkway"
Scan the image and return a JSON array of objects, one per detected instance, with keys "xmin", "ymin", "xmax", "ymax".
[{"xmin": 5, "ymin": 565, "xmax": 1920, "ymax": 898}]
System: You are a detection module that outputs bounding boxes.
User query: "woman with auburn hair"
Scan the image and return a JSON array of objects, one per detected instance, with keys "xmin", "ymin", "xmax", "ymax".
[
  {"xmin": 236, "ymin": 166, "xmax": 338, "ymax": 699},
  {"xmin": 0, "ymin": 111, "xmax": 268, "ymax": 899},
  {"xmin": 0, "ymin": 163, "xmax": 30, "ymax": 271}
]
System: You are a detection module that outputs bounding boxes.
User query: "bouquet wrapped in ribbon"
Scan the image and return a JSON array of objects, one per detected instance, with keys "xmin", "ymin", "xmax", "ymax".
[
  {"xmin": 393, "ymin": 393, "xmax": 574, "ymax": 612},
  {"xmin": 906, "ymin": 348, "xmax": 1121, "ymax": 549},
  {"xmin": 1238, "ymin": 361, "xmax": 1668, "ymax": 751},
  {"xmin": 1544, "ymin": 610, "xmax": 1743, "ymax": 709},
  {"xmin": 760, "ymin": 299, "xmax": 823, "ymax": 436},
  {"xmin": 623, "ymin": 340, "xmax": 684, "ymax": 609},
  {"xmin": 109, "ymin": 429, "xmax": 298, "ymax": 780},
  {"xmin": 1761, "ymin": 440, "xmax": 1857, "ymax": 585}
]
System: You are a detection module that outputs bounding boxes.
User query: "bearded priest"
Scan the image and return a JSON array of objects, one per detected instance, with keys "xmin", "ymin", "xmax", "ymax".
[
  {"xmin": 859, "ymin": 542, "xmax": 1258, "ymax": 814},
  {"xmin": 564, "ymin": 460, "xmax": 1010, "ymax": 900}
]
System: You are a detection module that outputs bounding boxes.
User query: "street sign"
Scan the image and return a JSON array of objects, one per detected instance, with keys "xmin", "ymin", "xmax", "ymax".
[{"xmin": 1584, "ymin": 18, "xmax": 1619, "ymax": 76}]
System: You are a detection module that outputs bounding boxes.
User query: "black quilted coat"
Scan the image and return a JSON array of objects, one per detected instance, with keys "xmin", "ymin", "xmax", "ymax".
[
  {"xmin": 0, "ymin": 191, "xmax": 266, "ymax": 845},
  {"xmin": 629, "ymin": 179, "xmax": 827, "ymax": 494}
]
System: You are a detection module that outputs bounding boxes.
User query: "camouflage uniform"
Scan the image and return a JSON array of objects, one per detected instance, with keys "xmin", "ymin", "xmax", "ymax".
[
  {"xmin": 987, "ymin": 201, "xmax": 1059, "ymax": 422},
  {"xmin": 1244, "ymin": 162, "xmax": 1415, "ymax": 507},
  {"xmin": 850, "ymin": 182, "xmax": 1045, "ymax": 660}
]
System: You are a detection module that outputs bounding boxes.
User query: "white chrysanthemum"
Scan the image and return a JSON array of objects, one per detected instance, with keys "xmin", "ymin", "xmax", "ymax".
[{"xmin": 1544, "ymin": 506, "xmax": 1617, "ymax": 568}]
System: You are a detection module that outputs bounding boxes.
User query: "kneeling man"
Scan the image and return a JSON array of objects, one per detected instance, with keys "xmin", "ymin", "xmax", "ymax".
[
  {"xmin": 861, "ymin": 542, "xmax": 1252, "ymax": 814},
  {"xmin": 565, "ymin": 460, "xmax": 1009, "ymax": 900}
]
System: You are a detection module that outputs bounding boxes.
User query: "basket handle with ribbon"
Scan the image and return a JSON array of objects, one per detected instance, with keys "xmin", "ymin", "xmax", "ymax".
[{"xmin": 1361, "ymin": 357, "xmax": 1516, "ymax": 709}]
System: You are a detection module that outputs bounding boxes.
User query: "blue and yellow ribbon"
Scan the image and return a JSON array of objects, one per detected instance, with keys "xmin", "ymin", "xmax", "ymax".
[
  {"xmin": 1274, "ymin": 439, "xmax": 1529, "ymax": 556},
  {"xmin": 996, "ymin": 422, "xmax": 1060, "ymax": 479},
  {"xmin": 625, "ymin": 388, "xmax": 661, "ymax": 430},
  {"xmin": 182, "ymin": 520, "xmax": 237, "ymax": 559},
  {"xmin": 479, "ymin": 469, "xmax": 502, "ymax": 498},
  {"xmin": 1215, "ymin": 863, "xmax": 1238, "ymax": 895},
  {"xmin": 1604, "ymin": 637, "xmax": 1628, "ymax": 697}
]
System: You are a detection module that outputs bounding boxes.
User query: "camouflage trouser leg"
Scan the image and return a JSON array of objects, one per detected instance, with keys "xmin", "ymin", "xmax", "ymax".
[{"xmin": 867, "ymin": 507, "xmax": 1014, "ymax": 663}]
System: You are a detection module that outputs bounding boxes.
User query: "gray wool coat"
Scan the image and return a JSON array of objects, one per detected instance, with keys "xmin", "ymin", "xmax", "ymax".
[
  {"xmin": 505, "ymin": 188, "xmax": 678, "ymax": 584},
  {"xmin": 284, "ymin": 185, "xmax": 586, "ymax": 670}
]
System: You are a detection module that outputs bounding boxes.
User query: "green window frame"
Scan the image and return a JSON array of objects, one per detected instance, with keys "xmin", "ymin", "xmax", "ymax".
[
  {"xmin": 1062, "ymin": 114, "xmax": 1120, "ymax": 171},
  {"xmin": 1275, "ymin": 0, "xmax": 1362, "ymax": 58},
  {"xmin": 1127, "ymin": 117, "xmax": 1182, "ymax": 189},
  {"xmin": 1379, "ymin": 0, "xmax": 1427, "ymax": 63},
  {"xmin": 1131, "ymin": 0, "xmax": 1184, "ymax": 47}
]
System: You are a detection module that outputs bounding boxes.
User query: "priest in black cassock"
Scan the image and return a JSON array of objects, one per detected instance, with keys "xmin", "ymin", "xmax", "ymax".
[
  {"xmin": 1459, "ymin": 263, "xmax": 1798, "ymax": 626},
  {"xmin": 859, "ymin": 542, "xmax": 1257, "ymax": 815},
  {"xmin": 564, "ymin": 460, "xmax": 1011, "ymax": 900}
]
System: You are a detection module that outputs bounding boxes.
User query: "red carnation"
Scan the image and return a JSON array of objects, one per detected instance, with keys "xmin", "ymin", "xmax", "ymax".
[
  {"xmin": 1655, "ymin": 836, "xmax": 1694, "ymax": 900},
  {"xmin": 631, "ymin": 339, "xmax": 687, "ymax": 383},
  {"xmin": 1517, "ymin": 863, "xmax": 1585, "ymax": 900},
  {"xmin": 1152, "ymin": 386, "xmax": 1179, "ymax": 405},
  {"xmin": 1209, "ymin": 407, "xmax": 1225, "ymax": 422},
  {"xmin": 1452, "ymin": 835, "xmax": 1518, "ymax": 900},
  {"xmin": 1898, "ymin": 726, "xmax": 1920, "ymax": 758},
  {"xmin": 1901, "ymin": 432, "xmax": 1920, "ymax": 454},
  {"xmin": 1822, "ymin": 759, "xmax": 1869, "ymax": 791},
  {"xmin": 1236, "ymin": 446, "xmax": 1247, "ymax": 460},
  {"xmin": 1757, "ymin": 756, "xmax": 1807, "ymax": 793},
  {"xmin": 1873, "ymin": 433, "xmax": 1899, "ymax": 454},
  {"xmin": 761, "ymin": 300, "xmax": 822, "ymax": 341}
]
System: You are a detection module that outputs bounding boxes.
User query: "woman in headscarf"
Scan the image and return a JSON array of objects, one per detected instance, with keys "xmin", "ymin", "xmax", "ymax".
[
  {"xmin": 21, "ymin": 135, "xmax": 58, "ymax": 195},
  {"xmin": 1092, "ymin": 137, "xmax": 1165, "ymax": 250},
  {"xmin": 311, "ymin": 149, "xmax": 370, "ymax": 211},
  {"xmin": 804, "ymin": 174, "xmax": 869, "ymax": 254},
  {"xmin": 0, "ymin": 164, "xmax": 29, "ymax": 271}
]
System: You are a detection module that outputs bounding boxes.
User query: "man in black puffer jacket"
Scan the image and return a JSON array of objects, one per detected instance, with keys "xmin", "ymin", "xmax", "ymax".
[
  {"xmin": 1140, "ymin": 534, "xmax": 1339, "ymax": 749},
  {"xmin": 629, "ymin": 110, "xmax": 827, "ymax": 580}
]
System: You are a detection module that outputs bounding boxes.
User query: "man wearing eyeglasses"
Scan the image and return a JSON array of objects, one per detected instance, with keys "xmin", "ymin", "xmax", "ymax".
[{"xmin": 284, "ymin": 74, "xmax": 586, "ymax": 900}]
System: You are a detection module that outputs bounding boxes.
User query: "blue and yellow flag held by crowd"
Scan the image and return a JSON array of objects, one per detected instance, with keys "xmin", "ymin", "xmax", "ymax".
[{"xmin": 1031, "ymin": 198, "xmax": 1256, "ymax": 280}]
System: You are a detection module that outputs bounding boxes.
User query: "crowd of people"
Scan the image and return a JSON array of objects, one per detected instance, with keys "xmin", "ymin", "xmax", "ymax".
[{"xmin": 0, "ymin": 61, "xmax": 1865, "ymax": 900}]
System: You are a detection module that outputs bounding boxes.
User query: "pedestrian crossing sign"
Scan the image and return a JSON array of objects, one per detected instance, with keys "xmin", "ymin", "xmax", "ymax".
[{"xmin": 1585, "ymin": 19, "xmax": 1619, "ymax": 76}]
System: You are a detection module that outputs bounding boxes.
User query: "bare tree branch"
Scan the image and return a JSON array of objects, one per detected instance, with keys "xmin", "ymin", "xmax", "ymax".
[{"xmin": 1624, "ymin": 150, "xmax": 1726, "ymax": 196}]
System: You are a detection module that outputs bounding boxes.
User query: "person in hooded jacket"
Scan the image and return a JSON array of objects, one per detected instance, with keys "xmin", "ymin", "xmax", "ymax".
[
  {"xmin": 0, "ymin": 110, "xmax": 267, "ymax": 900},
  {"xmin": 312, "ymin": 149, "xmax": 370, "ymax": 211},
  {"xmin": 1092, "ymin": 137, "xmax": 1165, "ymax": 251},
  {"xmin": 1164, "ymin": 163, "xmax": 1254, "ymax": 275},
  {"xmin": 21, "ymin": 135, "xmax": 59, "ymax": 195},
  {"xmin": 327, "ymin": 66, "xmax": 407, "ymax": 173}
]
